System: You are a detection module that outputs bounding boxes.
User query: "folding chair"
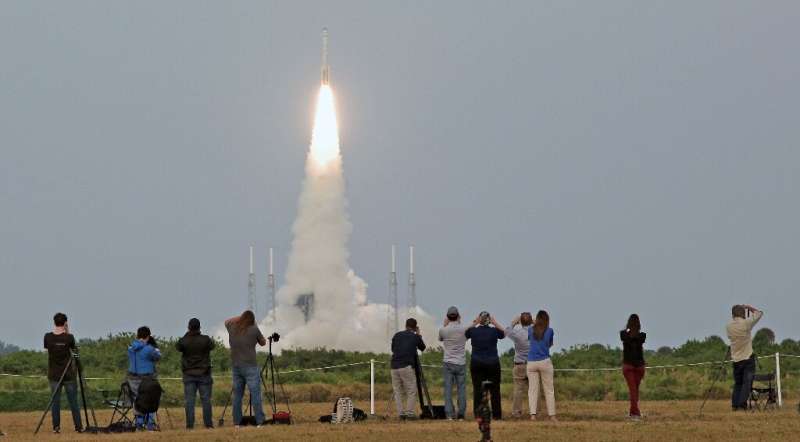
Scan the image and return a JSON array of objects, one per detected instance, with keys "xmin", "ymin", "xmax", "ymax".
[
  {"xmin": 748, "ymin": 373, "xmax": 777, "ymax": 412},
  {"xmin": 100, "ymin": 382, "xmax": 136, "ymax": 432}
]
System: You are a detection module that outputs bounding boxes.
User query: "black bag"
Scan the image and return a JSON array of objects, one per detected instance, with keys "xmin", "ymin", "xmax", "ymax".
[{"xmin": 134, "ymin": 377, "xmax": 163, "ymax": 414}]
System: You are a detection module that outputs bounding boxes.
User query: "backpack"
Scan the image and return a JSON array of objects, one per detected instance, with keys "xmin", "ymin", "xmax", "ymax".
[
  {"xmin": 332, "ymin": 397, "xmax": 354, "ymax": 423},
  {"xmin": 318, "ymin": 397, "xmax": 368, "ymax": 423},
  {"xmin": 134, "ymin": 377, "xmax": 163, "ymax": 414}
]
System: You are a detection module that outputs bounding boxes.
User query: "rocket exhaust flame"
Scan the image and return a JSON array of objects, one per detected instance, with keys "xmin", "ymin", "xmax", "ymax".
[{"xmin": 309, "ymin": 85, "xmax": 340, "ymax": 167}]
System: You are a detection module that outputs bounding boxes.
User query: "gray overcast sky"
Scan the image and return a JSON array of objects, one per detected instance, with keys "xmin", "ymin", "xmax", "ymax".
[{"xmin": 2, "ymin": 1, "xmax": 798, "ymax": 351}]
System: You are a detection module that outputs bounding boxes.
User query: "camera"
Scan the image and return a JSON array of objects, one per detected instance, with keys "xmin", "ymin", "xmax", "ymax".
[{"xmin": 268, "ymin": 332, "xmax": 280, "ymax": 342}]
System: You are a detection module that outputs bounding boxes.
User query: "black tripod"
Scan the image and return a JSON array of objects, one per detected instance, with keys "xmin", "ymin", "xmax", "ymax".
[
  {"xmin": 413, "ymin": 354, "xmax": 436, "ymax": 419},
  {"xmin": 698, "ymin": 346, "xmax": 731, "ymax": 417},
  {"xmin": 219, "ymin": 334, "xmax": 291, "ymax": 426},
  {"xmin": 35, "ymin": 349, "xmax": 98, "ymax": 434}
]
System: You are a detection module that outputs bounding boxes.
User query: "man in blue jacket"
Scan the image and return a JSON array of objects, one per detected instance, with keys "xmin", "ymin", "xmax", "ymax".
[{"xmin": 127, "ymin": 326, "xmax": 162, "ymax": 430}]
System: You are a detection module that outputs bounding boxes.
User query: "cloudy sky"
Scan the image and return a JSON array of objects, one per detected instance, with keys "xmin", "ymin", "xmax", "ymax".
[{"xmin": 2, "ymin": 1, "xmax": 798, "ymax": 351}]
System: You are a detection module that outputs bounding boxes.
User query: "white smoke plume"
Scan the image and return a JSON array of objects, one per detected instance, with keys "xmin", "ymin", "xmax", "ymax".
[{"xmin": 223, "ymin": 85, "xmax": 437, "ymax": 353}]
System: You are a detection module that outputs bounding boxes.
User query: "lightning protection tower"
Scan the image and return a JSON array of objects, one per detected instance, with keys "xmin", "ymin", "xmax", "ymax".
[{"xmin": 248, "ymin": 245, "xmax": 256, "ymax": 314}]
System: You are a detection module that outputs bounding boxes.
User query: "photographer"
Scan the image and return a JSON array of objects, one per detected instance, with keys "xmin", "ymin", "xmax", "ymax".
[
  {"xmin": 506, "ymin": 312, "xmax": 533, "ymax": 418},
  {"xmin": 127, "ymin": 326, "xmax": 162, "ymax": 430},
  {"xmin": 465, "ymin": 311, "xmax": 505, "ymax": 420},
  {"xmin": 43, "ymin": 312, "xmax": 82, "ymax": 434},
  {"xmin": 438, "ymin": 306, "xmax": 468, "ymax": 420},
  {"xmin": 176, "ymin": 318, "xmax": 215, "ymax": 429},
  {"xmin": 391, "ymin": 318, "xmax": 426, "ymax": 420},
  {"xmin": 726, "ymin": 304, "xmax": 763, "ymax": 411},
  {"xmin": 225, "ymin": 310, "xmax": 266, "ymax": 427}
]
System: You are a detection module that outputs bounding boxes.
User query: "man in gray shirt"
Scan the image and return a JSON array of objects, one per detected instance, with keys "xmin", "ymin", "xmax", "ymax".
[
  {"xmin": 506, "ymin": 312, "xmax": 533, "ymax": 418},
  {"xmin": 438, "ymin": 306, "xmax": 468, "ymax": 420}
]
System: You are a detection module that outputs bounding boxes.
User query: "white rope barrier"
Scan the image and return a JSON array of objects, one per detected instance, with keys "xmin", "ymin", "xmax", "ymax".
[{"xmin": 3, "ymin": 354, "xmax": 798, "ymax": 381}]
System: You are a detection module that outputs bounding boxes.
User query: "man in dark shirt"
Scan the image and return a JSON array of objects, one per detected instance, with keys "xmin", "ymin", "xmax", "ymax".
[
  {"xmin": 43, "ymin": 312, "xmax": 82, "ymax": 434},
  {"xmin": 176, "ymin": 318, "xmax": 215, "ymax": 429},
  {"xmin": 390, "ymin": 318, "xmax": 426, "ymax": 419},
  {"xmin": 465, "ymin": 311, "xmax": 505, "ymax": 419}
]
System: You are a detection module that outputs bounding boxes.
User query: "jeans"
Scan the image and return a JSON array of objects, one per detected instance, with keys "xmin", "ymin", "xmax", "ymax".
[
  {"xmin": 442, "ymin": 362, "xmax": 467, "ymax": 418},
  {"xmin": 470, "ymin": 359, "xmax": 502, "ymax": 419},
  {"xmin": 49, "ymin": 380, "xmax": 82, "ymax": 431},
  {"xmin": 732, "ymin": 355, "xmax": 756, "ymax": 410},
  {"xmin": 183, "ymin": 374, "xmax": 213, "ymax": 428},
  {"xmin": 233, "ymin": 365, "xmax": 264, "ymax": 425},
  {"xmin": 390, "ymin": 365, "xmax": 418, "ymax": 417},
  {"xmin": 622, "ymin": 364, "xmax": 646, "ymax": 416},
  {"xmin": 527, "ymin": 358, "xmax": 556, "ymax": 416},
  {"xmin": 127, "ymin": 374, "xmax": 157, "ymax": 430}
]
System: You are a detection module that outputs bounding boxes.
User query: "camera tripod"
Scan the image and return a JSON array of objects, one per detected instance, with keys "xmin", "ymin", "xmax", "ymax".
[
  {"xmin": 219, "ymin": 334, "xmax": 291, "ymax": 426},
  {"xmin": 698, "ymin": 346, "xmax": 731, "ymax": 417},
  {"xmin": 34, "ymin": 349, "xmax": 98, "ymax": 434}
]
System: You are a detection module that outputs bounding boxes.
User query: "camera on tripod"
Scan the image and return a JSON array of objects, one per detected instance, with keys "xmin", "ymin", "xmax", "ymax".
[{"xmin": 268, "ymin": 332, "xmax": 280, "ymax": 342}]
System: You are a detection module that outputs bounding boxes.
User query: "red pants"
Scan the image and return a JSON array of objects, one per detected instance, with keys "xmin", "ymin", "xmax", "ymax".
[{"xmin": 622, "ymin": 364, "xmax": 645, "ymax": 416}]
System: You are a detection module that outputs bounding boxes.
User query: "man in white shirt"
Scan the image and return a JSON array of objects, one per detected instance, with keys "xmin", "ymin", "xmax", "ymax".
[
  {"xmin": 438, "ymin": 306, "xmax": 469, "ymax": 420},
  {"xmin": 506, "ymin": 312, "xmax": 533, "ymax": 418},
  {"xmin": 725, "ymin": 304, "xmax": 763, "ymax": 410}
]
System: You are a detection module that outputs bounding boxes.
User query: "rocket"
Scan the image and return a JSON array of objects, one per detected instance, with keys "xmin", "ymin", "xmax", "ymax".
[{"xmin": 321, "ymin": 28, "xmax": 330, "ymax": 85}]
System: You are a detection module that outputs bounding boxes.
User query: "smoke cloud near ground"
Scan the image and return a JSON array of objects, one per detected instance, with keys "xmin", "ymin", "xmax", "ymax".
[{"xmin": 259, "ymin": 152, "xmax": 436, "ymax": 353}]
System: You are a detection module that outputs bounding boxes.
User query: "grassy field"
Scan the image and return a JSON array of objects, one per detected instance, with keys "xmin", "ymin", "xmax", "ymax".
[{"xmin": 0, "ymin": 400, "xmax": 798, "ymax": 441}]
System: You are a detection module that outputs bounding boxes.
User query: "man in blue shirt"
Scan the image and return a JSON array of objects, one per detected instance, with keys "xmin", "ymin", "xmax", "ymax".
[{"xmin": 465, "ymin": 311, "xmax": 505, "ymax": 419}]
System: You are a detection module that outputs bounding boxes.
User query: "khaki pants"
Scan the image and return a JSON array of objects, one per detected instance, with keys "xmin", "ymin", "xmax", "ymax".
[
  {"xmin": 391, "ymin": 365, "xmax": 417, "ymax": 417},
  {"xmin": 511, "ymin": 364, "xmax": 529, "ymax": 416},
  {"xmin": 527, "ymin": 359, "xmax": 556, "ymax": 416}
]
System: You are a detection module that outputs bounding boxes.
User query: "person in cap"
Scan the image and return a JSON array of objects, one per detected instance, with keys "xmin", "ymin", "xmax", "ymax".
[
  {"xmin": 176, "ymin": 318, "xmax": 215, "ymax": 429},
  {"xmin": 465, "ymin": 311, "xmax": 506, "ymax": 419},
  {"xmin": 438, "ymin": 306, "xmax": 469, "ymax": 420}
]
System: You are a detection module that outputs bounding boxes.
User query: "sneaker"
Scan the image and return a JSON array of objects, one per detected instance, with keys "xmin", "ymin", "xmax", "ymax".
[
  {"xmin": 52, "ymin": 427, "xmax": 61, "ymax": 434},
  {"xmin": 457, "ymin": 414, "xmax": 465, "ymax": 421},
  {"xmin": 529, "ymin": 414, "xmax": 537, "ymax": 421},
  {"xmin": 446, "ymin": 417, "xmax": 454, "ymax": 421},
  {"xmin": 629, "ymin": 414, "xmax": 641, "ymax": 422}
]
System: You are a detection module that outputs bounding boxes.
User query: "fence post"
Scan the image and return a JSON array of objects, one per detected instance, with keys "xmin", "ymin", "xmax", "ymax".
[
  {"xmin": 775, "ymin": 352, "xmax": 782, "ymax": 407},
  {"xmin": 370, "ymin": 359, "xmax": 375, "ymax": 415}
]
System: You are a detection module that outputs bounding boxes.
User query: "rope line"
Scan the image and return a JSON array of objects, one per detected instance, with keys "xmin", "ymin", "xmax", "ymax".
[{"xmin": 2, "ymin": 354, "xmax": 798, "ymax": 381}]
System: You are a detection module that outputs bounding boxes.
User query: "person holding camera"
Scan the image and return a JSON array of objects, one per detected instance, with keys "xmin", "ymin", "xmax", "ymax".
[
  {"xmin": 506, "ymin": 312, "xmax": 533, "ymax": 418},
  {"xmin": 176, "ymin": 318, "xmax": 215, "ymax": 429},
  {"xmin": 127, "ymin": 326, "xmax": 162, "ymax": 430},
  {"xmin": 726, "ymin": 304, "xmax": 763, "ymax": 411},
  {"xmin": 527, "ymin": 310, "xmax": 556, "ymax": 421},
  {"xmin": 43, "ymin": 312, "xmax": 82, "ymax": 434},
  {"xmin": 621, "ymin": 314, "xmax": 646, "ymax": 420},
  {"xmin": 465, "ymin": 311, "xmax": 505, "ymax": 420},
  {"xmin": 391, "ymin": 317, "xmax": 427, "ymax": 420},
  {"xmin": 225, "ymin": 310, "xmax": 267, "ymax": 427},
  {"xmin": 438, "ymin": 306, "xmax": 468, "ymax": 420}
]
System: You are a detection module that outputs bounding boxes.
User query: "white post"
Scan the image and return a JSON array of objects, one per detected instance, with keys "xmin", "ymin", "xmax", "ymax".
[
  {"xmin": 370, "ymin": 359, "xmax": 375, "ymax": 415},
  {"xmin": 775, "ymin": 352, "xmax": 782, "ymax": 407}
]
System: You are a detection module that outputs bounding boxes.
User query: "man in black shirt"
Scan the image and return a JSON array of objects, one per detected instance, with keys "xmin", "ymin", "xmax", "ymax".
[
  {"xmin": 390, "ymin": 318, "xmax": 426, "ymax": 419},
  {"xmin": 43, "ymin": 312, "xmax": 82, "ymax": 434},
  {"xmin": 176, "ymin": 318, "xmax": 215, "ymax": 429}
]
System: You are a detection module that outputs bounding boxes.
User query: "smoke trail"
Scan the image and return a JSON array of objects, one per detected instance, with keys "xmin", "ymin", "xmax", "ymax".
[{"xmin": 242, "ymin": 86, "xmax": 435, "ymax": 353}]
